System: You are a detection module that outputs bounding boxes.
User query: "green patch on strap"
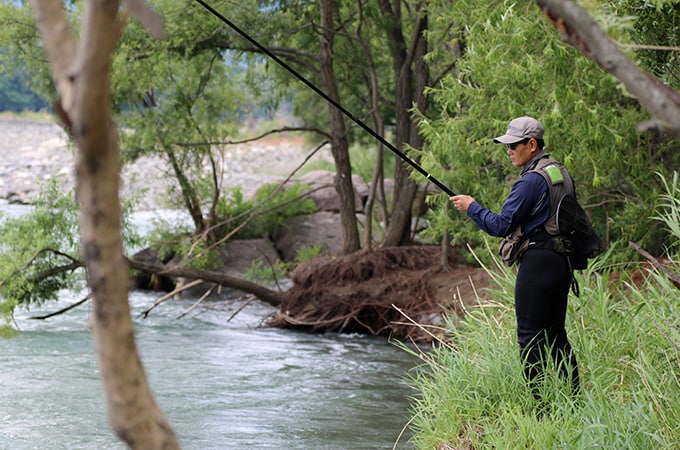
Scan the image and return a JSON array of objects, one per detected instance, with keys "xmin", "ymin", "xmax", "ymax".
[{"xmin": 545, "ymin": 165, "xmax": 564, "ymax": 184}]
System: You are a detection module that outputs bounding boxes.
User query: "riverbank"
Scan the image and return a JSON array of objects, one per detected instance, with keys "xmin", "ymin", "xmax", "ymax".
[
  {"xmin": 0, "ymin": 116, "xmax": 329, "ymax": 210},
  {"xmin": 2, "ymin": 115, "xmax": 491, "ymax": 342}
]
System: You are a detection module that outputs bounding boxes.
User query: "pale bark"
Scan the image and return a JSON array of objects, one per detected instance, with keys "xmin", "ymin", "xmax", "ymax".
[
  {"xmin": 30, "ymin": 0, "xmax": 180, "ymax": 448},
  {"xmin": 535, "ymin": 0, "xmax": 680, "ymax": 139}
]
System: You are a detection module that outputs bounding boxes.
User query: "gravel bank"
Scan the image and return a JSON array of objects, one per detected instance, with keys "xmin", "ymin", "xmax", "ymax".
[{"xmin": 0, "ymin": 117, "xmax": 329, "ymax": 210}]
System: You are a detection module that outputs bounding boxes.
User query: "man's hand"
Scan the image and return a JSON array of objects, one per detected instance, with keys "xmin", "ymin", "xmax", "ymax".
[{"xmin": 450, "ymin": 195, "xmax": 475, "ymax": 212}]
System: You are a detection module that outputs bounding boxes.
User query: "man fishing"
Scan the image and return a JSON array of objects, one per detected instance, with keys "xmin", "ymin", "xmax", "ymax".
[{"xmin": 450, "ymin": 116, "xmax": 579, "ymax": 399}]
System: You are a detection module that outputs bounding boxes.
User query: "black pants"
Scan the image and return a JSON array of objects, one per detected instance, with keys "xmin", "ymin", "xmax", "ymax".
[{"xmin": 516, "ymin": 248, "xmax": 579, "ymax": 397}]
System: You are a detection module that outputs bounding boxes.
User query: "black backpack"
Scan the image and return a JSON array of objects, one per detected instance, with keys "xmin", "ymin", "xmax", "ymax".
[
  {"xmin": 555, "ymin": 193, "xmax": 606, "ymax": 270},
  {"xmin": 530, "ymin": 156, "xmax": 606, "ymax": 271}
]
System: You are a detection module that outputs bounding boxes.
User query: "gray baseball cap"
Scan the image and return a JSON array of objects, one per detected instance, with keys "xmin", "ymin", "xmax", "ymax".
[{"xmin": 493, "ymin": 116, "xmax": 544, "ymax": 144}]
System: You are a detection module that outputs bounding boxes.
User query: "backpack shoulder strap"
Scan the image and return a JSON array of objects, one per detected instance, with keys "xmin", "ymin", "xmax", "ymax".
[{"xmin": 526, "ymin": 156, "xmax": 574, "ymax": 235}]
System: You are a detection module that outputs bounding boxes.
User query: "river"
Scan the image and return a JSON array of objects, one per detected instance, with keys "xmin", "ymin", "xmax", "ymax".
[{"xmin": 0, "ymin": 210, "xmax": 419, "ymax": 450}]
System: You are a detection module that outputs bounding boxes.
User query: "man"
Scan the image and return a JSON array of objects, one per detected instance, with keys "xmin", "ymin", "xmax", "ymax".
[{"xmin": 450, "ymin": 116, "xmax": 579, "ymax": 398}]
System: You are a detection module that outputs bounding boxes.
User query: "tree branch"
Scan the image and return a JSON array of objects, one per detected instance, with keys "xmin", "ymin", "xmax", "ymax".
[
  {"xmin": 127, "ymin": 258, "xmax": 283, "ymax": 307},
  {"xmin": 535, "ymin": 0, "xmax": 680, "ymax": 139},
  {"xmin": 0, "ymin": 248, "xmax": 83, "ymax": 288},
  {"xmin": 29, "ymin": 293, "xmax": 91, "ymax": 320},
  {"xmin": 629, "ymin": 241, "xmax": 680, "ymax": 289},
  {"xmin": 173, "ymin": 126, "xmax": 333, "ymax": 147}
]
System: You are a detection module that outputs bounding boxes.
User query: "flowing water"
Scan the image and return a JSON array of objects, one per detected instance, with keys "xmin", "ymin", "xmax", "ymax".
[{"xmin": 0, "ymin": 209, "xmax": 420, "ymax": 449}]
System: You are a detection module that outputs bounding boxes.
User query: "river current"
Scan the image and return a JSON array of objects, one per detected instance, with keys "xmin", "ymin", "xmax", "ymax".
[{"xmin": 0, "ymin": 210, "xmax": 419, "ymax": 450}]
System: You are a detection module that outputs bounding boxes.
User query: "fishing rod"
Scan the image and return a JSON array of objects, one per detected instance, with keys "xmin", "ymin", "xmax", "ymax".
[{"xmin": 193, "ymin": 0, "xmax": 456, "ymax": 197}]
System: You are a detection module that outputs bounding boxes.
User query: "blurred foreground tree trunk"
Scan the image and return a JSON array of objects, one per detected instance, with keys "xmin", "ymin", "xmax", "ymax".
[{"xmin": 30, "ymin": 0, "xmax": 180, "ymax": 448}]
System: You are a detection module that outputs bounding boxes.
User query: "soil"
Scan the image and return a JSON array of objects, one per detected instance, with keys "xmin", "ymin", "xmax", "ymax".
[{"xmin": 269, "ymin": 246, "xmax": 491, "ymax": 342}]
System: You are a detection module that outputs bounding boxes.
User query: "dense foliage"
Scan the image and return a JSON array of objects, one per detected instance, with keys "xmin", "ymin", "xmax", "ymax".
[
  {"xmin": 0, "ymin": 182, "xmax": 145, "ymax": 330},
  {"xmin": 1, "ymin": 1, "xmax": 680, "ymax": 312},
  {"xmin": 404, "ymin": 3, "xmax": 680, "ymax": 447},
  {"xmin": 419, "ymin": 0, "xmax": 680, "ymax": 263},
  {"xmin": 0, "ymin": 60, "xmax": 49, "ymax": 112}
]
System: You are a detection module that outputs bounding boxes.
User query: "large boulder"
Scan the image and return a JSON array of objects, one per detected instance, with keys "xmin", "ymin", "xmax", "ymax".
[
  {"xmin": 299, "ymin": 170, "xmax": 368, "ymax": 212},
  {"xmin": 273, "ymin": 211, "xmax": 365, "ymax": 262},
  {"xmin": 215, "ymin": 238, "xmax": 282, "ymax": 277}
]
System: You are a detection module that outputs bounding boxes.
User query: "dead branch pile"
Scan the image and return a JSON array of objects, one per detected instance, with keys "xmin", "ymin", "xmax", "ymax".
[{"xmin": 269, "ymin": 246, "xmax": 482, "ymax": 342}]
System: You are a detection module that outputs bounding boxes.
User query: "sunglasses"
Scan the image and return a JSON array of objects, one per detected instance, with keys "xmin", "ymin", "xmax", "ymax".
[{"xmin": 506, "ymin": 138, "xmax": 530, "ymax": 150}]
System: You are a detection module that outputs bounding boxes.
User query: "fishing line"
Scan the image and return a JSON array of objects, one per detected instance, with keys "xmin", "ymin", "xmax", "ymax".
[{"xmin": 193, "ymin": 0, "xmax": 455, "ymax": 196}]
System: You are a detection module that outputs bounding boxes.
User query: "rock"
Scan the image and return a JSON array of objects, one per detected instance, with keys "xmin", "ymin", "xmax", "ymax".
[
  {"xmin": 0, "ymin": 118, "xmax": 334, "ymax": 210},
  {"xmin": 215, "ymin": 238, "xmax": 282, "ymax": 278},
  {"xmin": 299, "ymin": 170, "xmax": 368, "ymax": 212},
  {"xmin": 178, "ymin": 238, "xmax": 282, "ymax": 297},
  {"xmin": 131, "ymin": 248, "xmax": 176, "ymax": 292},
  {"xmin": 273, "ymin": 211, "xmax": 364, "ymax": 261}
]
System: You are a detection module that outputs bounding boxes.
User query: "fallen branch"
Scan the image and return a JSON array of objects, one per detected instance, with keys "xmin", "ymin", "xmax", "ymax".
[
  {"xmin": 176, "ymin": 284, "xmax": 216, "ymax": 320},
  {"xmin": 227, "ymin": 296, "xmax": 256, "ymax": 322},
  {"xmin": 629, "ymin": 241, "xmax": 680, "ymax": 289},
  {"xmin": 128, "ymin": 258, "xmax": 283, "ymax": 307},
  {"xmin": 139, "ymin": 278, "xmax": 206, "ymax": 318},
  {"xmin": 28, "ymin": 293, "xmax": 92, "ymax": 320}
]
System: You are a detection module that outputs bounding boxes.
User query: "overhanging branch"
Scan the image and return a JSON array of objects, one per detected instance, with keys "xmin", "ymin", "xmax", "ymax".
[{"xmin": 535, "ymin": 0, "xmax": 680, "ymax": 139}]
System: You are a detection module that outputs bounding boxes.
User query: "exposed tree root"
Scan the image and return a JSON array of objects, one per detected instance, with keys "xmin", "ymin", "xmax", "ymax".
[
  {"xmin": 130, "ymin": 245, "xmax": 488, "ymax": 343},
  {"xmin": 270, "ymin": 246, "xmax": 487, "ymax": 343}
]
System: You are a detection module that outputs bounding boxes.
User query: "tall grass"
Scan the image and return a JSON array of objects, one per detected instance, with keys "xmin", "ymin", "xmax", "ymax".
[{"xmin": 404, "ymin": 178, "xmax": 680, "ymax": 448}]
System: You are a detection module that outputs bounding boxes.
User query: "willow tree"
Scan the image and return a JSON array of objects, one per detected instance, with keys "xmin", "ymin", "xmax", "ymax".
[
  {"xmin": 29, "ymin": 0, "xmax": 179, "ymax": 447},
  {"xmin": 192, "ymin": 0, "xmax": 457, "ymax": 250},
  {"xmin": 112, "ymin": 0, "xmax": 255, "ymax": 239},
  {"xmin": 419, "ymin": 0, "xmax": 680, "ymax": 259}
]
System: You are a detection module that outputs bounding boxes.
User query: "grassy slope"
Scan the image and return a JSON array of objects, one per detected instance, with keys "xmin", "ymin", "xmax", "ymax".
[{"xmin": 403, "ymin": 244, "xmax": 680, "ymax": 449}]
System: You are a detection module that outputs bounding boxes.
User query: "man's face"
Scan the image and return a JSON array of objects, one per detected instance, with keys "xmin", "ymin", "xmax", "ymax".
[{"xmin": 506, "ymin": 138, "xmax": 536, "ymax": 168}]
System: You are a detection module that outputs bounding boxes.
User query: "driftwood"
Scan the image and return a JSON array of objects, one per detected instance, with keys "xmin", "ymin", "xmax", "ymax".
[
  {"xmin": 18, "ymin": 245, "xmax": 482, "ymax": 343},
  {"xmin": 127, "ymin": 258, "xmax": 284, "ymax": 307},
  {"xmin": 129, "ymin": 246, "xmax": 488, "ymax": 343},
  {"xmin": 138, "ymin": 278, "xmax": 207, "ymax": 318}
]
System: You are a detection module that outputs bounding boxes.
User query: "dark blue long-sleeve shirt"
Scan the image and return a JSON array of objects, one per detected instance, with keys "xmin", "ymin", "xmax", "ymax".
[{"xmin": 466, "ymin": 155, "xmax": 551, "ymax": 238}]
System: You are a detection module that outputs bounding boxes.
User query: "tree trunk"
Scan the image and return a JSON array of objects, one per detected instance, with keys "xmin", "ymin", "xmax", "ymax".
[
  {"xmin": 320, "ymin": 0, "xmax": 361, "ymax": 254},
  {"xmin": 31, "ymin": 1, "xmax": 180, "ymax": 448},
  {"xmin": 128, "ymin": 258, "xmax": 283, "ymax": 307},
  {"xmin": 378, "ymin": 1, "xmax": 429, "ymax": 247},
  {"xmin": 164, "ymin": 144, "xmax": 206, "ymax": 234}
]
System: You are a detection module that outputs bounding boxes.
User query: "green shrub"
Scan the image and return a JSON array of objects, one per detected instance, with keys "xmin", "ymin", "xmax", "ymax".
[
  {"xmin": 244, "ymin": 259, "xmax": 290, "ymax": 285},
  {"xmin": 294, "ymin": 244, "xmax": 323, "ymax": 263},
  {"xmin": 0, "ymin": 180, "xmax": 141, "ymax": 325},
  {"xmin": 212, "ymin": 183, "xmax": 316, "ymax": 241}
]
